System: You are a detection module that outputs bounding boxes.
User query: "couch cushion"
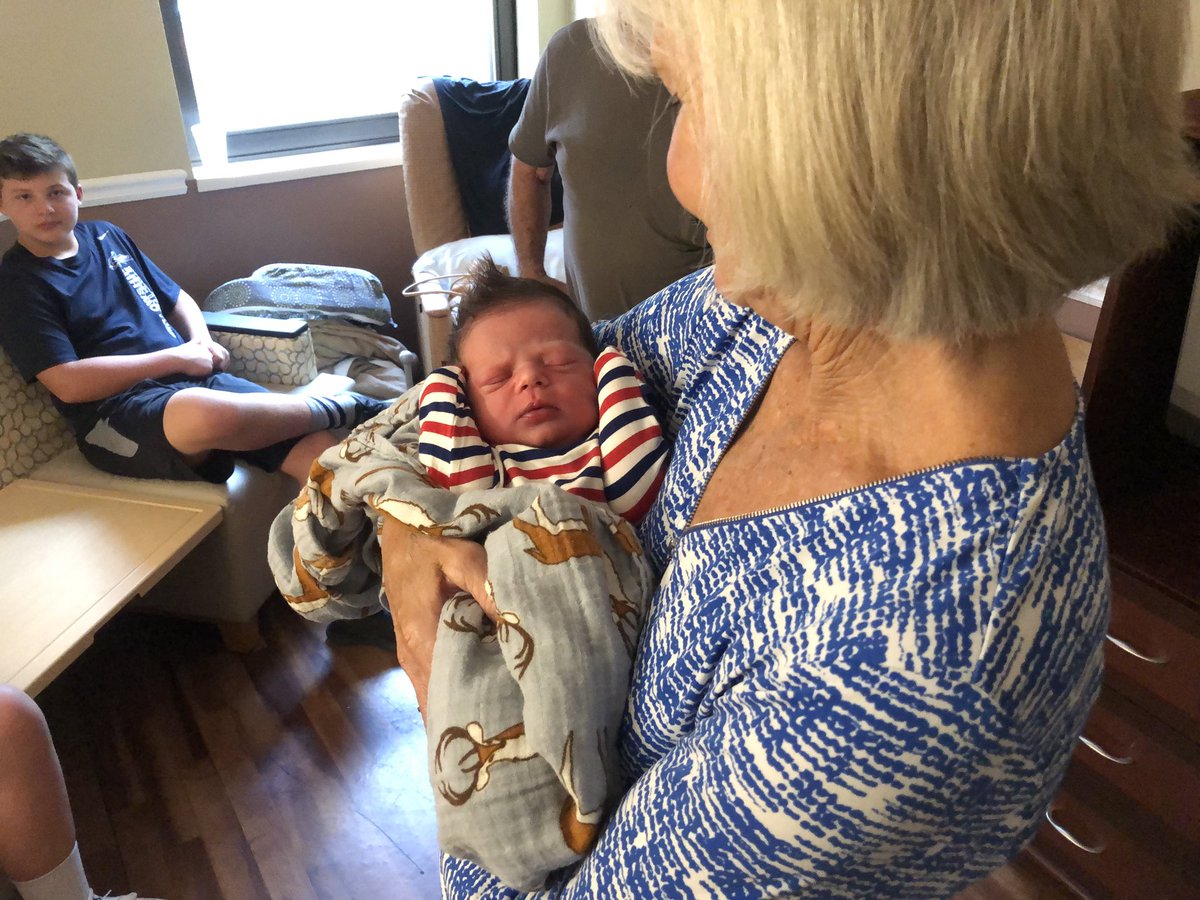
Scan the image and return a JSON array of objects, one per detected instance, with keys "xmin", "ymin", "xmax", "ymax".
[
  {"xmin": 0, "ymin": 348, "xmax": 73, "ymax": 488},
  {"xmin": 30, "ymin": 447, "xmax": 242, "ymax": 507}
]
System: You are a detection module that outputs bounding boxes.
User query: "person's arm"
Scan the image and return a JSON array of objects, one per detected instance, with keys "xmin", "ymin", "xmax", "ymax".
[
  {"xmin": 591, "ymin": 268, "xmax": 735, "ymax": 428},
  {"xmin": 377, "ymin": 516, "xmax": 491, "ymax": 717},
  {"xmin": 36, "ymin": 290, "xmax": 223, "ymax": 404},
  {"xmin": 507, "ymin": 157, "xmax": 569, "ymax": 294},
  {"xmin": 168, "ymin": 289, "xmax": 230, "ymax": 370},
  {"xmin": 35, "ymin": 342, "xmax": 217, "ymax": 404}
]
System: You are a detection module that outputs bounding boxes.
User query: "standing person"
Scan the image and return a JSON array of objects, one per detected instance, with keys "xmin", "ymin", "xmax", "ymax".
[
  {"xmin": 0, "ymin": 686, "xmax": 157, "ymax": 900},
  {"xmin": 381, "ymin": 2, "xmax": 1197, "ymax": 896},
  {"xmin": 0, "ymin": 134, "xmax": 388, "ymax": 486},
  {"xmin": 507, "ymin": 17, "xmax": 708, "ymax": 321}
]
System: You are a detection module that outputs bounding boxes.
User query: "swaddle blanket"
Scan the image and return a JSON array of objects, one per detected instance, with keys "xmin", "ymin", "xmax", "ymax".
[{"xmin": 267, "ymin": 377, "xmax": 655, "ymax": 890}]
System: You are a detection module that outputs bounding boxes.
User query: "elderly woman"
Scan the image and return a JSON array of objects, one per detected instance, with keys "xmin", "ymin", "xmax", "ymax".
[{"xmin": 379, "ymin": 1, "xmax": 1198, "ymax": 896}]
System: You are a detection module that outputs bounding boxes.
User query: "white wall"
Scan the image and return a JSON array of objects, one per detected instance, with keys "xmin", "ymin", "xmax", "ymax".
[{"xmin": 0, "ymin": 0, "xmax": 190, "ymax": 178}]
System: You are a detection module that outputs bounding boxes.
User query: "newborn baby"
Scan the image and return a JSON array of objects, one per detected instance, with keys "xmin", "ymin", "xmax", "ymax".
[{"xmin": 272, "ymin": 256, "xmax": 667, "ymax": 889}]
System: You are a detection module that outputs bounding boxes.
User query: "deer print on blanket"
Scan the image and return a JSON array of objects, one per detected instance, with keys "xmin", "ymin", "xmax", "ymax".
[
  {"xmin": 435, "ymin": 721, "xmax": 538, "ymax": 807},
  {"xmin": 424, "ymin": 489, "xmax": 650, "ymax": 890}
]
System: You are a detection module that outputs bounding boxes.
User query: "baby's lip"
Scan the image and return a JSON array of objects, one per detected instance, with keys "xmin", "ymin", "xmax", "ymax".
[{"xmin": 519, "ymin": 402, "xmax": 557, "ymax": 421}]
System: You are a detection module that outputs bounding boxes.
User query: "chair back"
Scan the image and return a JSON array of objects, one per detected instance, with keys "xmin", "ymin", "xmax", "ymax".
[{"xmin": 400, "ymin": 80, "xmax": 471, "ymax": 256}]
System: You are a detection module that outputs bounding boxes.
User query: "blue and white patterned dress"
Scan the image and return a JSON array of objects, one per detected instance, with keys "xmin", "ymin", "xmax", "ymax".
[{"xmin": 442, "ymin": 268, "xmax": 1110, "ymax": 899}]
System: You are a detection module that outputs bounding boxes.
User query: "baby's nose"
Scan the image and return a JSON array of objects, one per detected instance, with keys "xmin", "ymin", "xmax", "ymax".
[{"xmin": 516, "ymin": 363, "xmax": 548, "ymax": 389}]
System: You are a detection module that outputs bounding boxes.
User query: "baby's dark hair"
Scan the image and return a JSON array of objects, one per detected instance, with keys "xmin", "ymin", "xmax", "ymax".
[
  {"xmin": 448, "ymin": 255, "xmax": 597, "ymax": 363},
  {"xmin": 0, "ymin": 134, "xmax": 78, "ymax": 188}
]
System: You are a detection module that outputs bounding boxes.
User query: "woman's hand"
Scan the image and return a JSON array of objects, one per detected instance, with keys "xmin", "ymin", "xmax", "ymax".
[{"xmin": 377, "ymin": 515, "xmax": 491, "ymax": 719}]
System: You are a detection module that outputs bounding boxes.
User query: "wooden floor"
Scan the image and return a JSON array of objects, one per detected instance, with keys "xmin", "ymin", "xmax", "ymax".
[{"xmin": 35, "ymin": 595, "xmax": 1078, "ymax": 900}]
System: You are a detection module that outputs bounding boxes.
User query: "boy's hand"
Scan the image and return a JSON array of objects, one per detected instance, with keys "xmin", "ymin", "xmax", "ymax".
[
  {"xmin": 169, "ymin": 341, "xmax": 218, "ymax": 376},
  {"xmin": 198, "ymin": 337, "xmax": 230, "ymax": 370}
]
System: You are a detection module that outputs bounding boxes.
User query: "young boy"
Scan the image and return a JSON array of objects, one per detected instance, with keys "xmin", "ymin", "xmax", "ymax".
[{"xmin": 0, "ymin": 133, "xmax": 387, "ymax": 485}]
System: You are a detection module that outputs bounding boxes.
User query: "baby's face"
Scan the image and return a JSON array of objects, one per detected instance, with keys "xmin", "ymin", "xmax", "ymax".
[{"xmin": 458, "ymin": 299, "xmax": 599, "ymax": 448}]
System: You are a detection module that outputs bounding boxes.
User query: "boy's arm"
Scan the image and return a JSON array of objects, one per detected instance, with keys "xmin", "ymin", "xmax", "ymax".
[
  {"xmin": 36, "ymin": 342, "xmax": 219, "ymax": 404},
  {"xmin": 168, "ymin": 290, "xmax": 230, "ymax": 370}
]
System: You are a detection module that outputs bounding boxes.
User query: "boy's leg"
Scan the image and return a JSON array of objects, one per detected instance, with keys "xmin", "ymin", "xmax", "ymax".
[
  {"xmin": 280, "ymin": 430, "xmax": 339, "ymax": 483},
  {"xmin": 162, "ymin": 376, "xmax": 388, "ymax": 456},
  {"xmin": 79, "ymin": 376, "xmax": 388, "ymax": 483},
  {"xmin": 163, "ymin": 388, "xmax": 317, "ymax": 455}
]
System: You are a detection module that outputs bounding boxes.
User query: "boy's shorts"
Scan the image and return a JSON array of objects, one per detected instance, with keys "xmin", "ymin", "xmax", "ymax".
[{"xmin": 77, "ymin": 372, "xmax": 300, "ymax": 483}]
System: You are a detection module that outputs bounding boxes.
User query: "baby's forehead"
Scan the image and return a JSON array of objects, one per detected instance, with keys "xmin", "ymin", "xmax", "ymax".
[
  {"xmin": 490, "ymin": 296, "xmax": 580, "ymax": 328},
  {"xmin": 461, "ymin": 298, "xmax": 592, "ymax": 356}
]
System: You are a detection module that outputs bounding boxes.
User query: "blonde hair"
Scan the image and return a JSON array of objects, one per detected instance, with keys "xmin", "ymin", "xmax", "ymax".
[{"xmin": 595, "ymin": 1, "xmax": 1200, "ymax": 339}]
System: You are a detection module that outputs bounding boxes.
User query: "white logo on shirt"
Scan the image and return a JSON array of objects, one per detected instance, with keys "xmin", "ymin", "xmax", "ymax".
[{"xmin": 108, "ymin": 250, "xmax": 180, "ymax": 340}]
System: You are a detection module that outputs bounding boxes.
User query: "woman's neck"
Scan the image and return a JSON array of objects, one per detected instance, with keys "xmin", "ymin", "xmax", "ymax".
[
  {"xmin": 690, "ymin": 290, "xmax": 1079, "ymax": 526},
  {"xmin": 775, "ymin": 311, "xmax": 1078, "ymax": 469}
]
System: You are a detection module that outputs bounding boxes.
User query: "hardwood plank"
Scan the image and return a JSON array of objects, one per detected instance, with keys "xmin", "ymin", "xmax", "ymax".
[
  {"xmin": 955, "ymin": 852, "xmax": 1081, "ymax": 900},
  {"xmin": 176, "ymin": 656, "xmax": 322, "ymax": 900},
  {"xmin": 183, "ymin": 758, "xmax": 272, "ymax": 900}
]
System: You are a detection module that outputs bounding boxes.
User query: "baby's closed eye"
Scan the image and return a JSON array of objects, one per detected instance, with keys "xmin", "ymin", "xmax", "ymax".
[{"xmin": 475, "ymin": 370, "xmax": 511, "ymax": 390}]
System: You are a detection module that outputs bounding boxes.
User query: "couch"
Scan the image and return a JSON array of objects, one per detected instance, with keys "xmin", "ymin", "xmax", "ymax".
[{"xmin": 0, "ymin": 338, "xmax": 353, "ymax": 652}]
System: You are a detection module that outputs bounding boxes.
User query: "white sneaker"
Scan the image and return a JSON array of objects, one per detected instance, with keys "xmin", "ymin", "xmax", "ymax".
[{"xmin": 94, "ymin": 893, "xmax": 166, "ymax": 900}]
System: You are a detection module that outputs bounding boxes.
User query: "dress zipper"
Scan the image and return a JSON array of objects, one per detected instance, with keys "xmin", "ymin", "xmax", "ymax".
[{"xmin": 683, "ymin": 454, "xmax": 1006, "ymax": 535}]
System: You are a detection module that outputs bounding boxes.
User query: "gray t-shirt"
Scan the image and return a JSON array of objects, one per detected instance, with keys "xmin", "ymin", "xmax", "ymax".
[{"xmin": 510, "ymin": 18, "xmax": 708, "ymax": 321}]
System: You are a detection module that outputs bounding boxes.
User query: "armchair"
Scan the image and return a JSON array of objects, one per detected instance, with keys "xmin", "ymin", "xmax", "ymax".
[{"xmin": 399, "ymin": 78, "xmax": 566, "ymax": 372}]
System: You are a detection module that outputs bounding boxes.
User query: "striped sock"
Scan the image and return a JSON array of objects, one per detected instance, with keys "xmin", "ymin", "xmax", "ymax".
[{"xmin": 306, "ymin": 393, "xmax": 389, "ymax": 430}]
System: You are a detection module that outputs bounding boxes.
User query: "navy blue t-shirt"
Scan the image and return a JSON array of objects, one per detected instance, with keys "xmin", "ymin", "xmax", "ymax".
[{"xmin": 0, "ymin": 220, "xmax": 184, "ymax": 426}]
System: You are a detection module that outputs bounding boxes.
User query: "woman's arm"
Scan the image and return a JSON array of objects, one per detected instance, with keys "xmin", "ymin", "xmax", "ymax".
[
  {"xmin": 592, "ymin": 267, "xmax": 717, "ymax": 424},
  {"xmin": 376, "ymin": 516, "xmax": 492, "ymax": 716}
]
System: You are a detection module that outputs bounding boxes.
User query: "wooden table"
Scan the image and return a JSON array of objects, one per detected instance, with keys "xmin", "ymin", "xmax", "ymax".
[{"xmin": 0, "ymin": 480, "xmax": 221, "ymax": 695}]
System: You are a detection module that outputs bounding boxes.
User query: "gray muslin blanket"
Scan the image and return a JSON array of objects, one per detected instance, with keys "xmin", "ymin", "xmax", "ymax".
[{"xmin": 267, "ymin": 386, "xmax": 652, "ymax": 890}]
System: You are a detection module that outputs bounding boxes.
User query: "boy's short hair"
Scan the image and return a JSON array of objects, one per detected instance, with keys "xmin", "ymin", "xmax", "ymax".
[
  {"xmin": 448, "ymin": 255, "xmax": 598, "ymax": 362},
  {"xmin": 0, "ymin": 133, "xmax": 78, "ymax": 189}
]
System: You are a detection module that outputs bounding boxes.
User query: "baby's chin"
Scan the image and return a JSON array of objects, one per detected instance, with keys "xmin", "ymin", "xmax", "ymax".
[{"xmin": 485, "ymin": 419, "xmax": 597, "ymax": 450}]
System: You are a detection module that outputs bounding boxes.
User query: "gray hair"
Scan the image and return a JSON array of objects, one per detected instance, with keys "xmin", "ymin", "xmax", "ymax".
[{"xmin": 595, "ymin": 1, "xmax": 1200, "ymax": 340}]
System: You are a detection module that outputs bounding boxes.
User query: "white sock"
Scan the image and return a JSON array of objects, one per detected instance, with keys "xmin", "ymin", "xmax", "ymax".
[{"xmin": 11, "ymin": 842, "xmax": 91, "ymax": 900}]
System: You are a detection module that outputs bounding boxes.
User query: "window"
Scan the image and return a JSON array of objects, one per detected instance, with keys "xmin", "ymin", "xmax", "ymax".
[{"xmin": 161, "ymin": 1, "xmax": 518, "ymax": 165}]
